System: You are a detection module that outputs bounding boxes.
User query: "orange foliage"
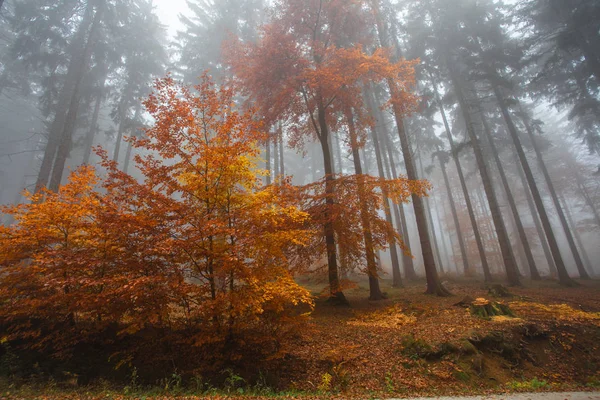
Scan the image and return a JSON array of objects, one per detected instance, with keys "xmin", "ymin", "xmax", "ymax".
[
  {"xmin": 296, "ymin": 174, "xmax": 430, "ymax": 277},
  {"xmin": 226, "ymin": 0, "xmax": 418, "ymax": 148},
  {"xmin": 0, "ymin": 75, "xmax": 314, "ymax": 364}
]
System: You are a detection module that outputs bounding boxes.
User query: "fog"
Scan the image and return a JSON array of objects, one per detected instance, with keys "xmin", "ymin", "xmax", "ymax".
[{"xmin": 1, "ymin": 0, "xmax": 599, "ymax": 284}]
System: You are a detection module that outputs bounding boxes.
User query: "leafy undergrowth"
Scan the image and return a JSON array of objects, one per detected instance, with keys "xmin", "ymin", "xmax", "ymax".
[{"xmin": 2, "ymin": 278, "xmax": 600, "ymax": 399}]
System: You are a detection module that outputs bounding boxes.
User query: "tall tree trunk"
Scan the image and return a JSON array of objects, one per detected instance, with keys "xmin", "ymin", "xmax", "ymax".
[
  {"xmin": 448, "ymin": 62, "xmax": 520, "ymax": 286},
  {"xmin": 416, "ymin": 148, "xmax": 444, "ymax": 273},
  {"xmin": 35, "ymin": 3, "xmax": 96, "ymax": 191},
  {"xmin": 334, "ymin": 131, "xmax": 343, "ymax": 175},
  {"xmin": 273, "ymin": 130, "xmax": 280, "ymax": 179},
  {"xmin": 479, "ymin": 112, "xmax": 541, "ymax": 280},
  {"xmin": 82, "ymin": 86, "xmax": 104, "ymax": 165},
  {"xmin": 345, "ymin": 108, "xmax": 385, "ymax": 300},
  {"xmin": 513, "ymin": 152, "xmax": 557, "ymax": 276},
  {"xmin": 49, "ymin": 90, "xmax": 82, "ymax": 191},
  {"xmin": 372, "ymin": 15, "xmax": 448, "ymax": 294},
  {"xmin": 438, "ymin": 156, "xmax": 469, "ymax": 274},
  {"xmin": 364, "ymin": 87, "xmax": 403, "ymax": 288},
  {"xmin": 575, "ymin": 175, "xmax": 600, "ymax": 229},
  {"xmin": 560, "ymin": 193, "xmax": 594, "ymax": 275},
  {"xmin": 517, "ymin": 108, "xmax": 590, "ymax": 280},
  {"xmin": 265, "ymin": 135, "xmax": 271, "ymax": 185},
  {"xmin": 490, "ymin": 86, "xmax": 577, "ymax": 285},
  {"xmin": 317, "ymin": 99, "xmax": 347, "ymax": 305},
  {"xmin": 278, "ymin": 122, "xmax": 285, "ymax": 177},
  {"xmin": 432, "ymin": 78, "xmax": 489, "ymax": 279},
  {"xmin": 123, "ymin": 105, "xmax": 142, "ymax": 174},
  {"xmin": 375, "ymin": 91, "xmax": 417, "ymax": 280}
]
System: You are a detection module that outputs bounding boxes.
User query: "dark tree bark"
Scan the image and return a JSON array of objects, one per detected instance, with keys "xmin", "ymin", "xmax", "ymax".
[
  {"xmin": 417, "ymin": 148, "xmax": 445, "ymax": 274},
  {"xmin": 479, "ymin": 112, "xmax": 541, "ymax": 280},
  {"xmin": 123, "ymin": 105, "xmax": 142, "ymax": 174},
  {"xmin": 517, "ymin": 108, "xmax": 590, "ymax": 281},
  {"xmin": 316, "ymin": 98, "xmax": 347, "ymax": 305},
  {"xmin": 437, "ymin": 153, "xmax": 470, "ymax": 274},
  {"xmin": 372, "ymin": 0, "xmax": 449, "ymax": 295},
  {"xmin": 560, "ymin": 193, "xmax": 594, "ymax": 275},
  {"xmin": 345, "ymin": 108, "xmax": 385, "ymax": 300},
  {"xmin": 82, "ymin": 86, "xmax": 104, "ymax": 165},
  {"xmin": 447, "ymin": 62, "xmax": 521, "ymax": 286},
  {"xmin": 273, "ymin": 129, "xmax": 279, "ymax": 179},
  {"xmin": 513, "ymin": 153, "xmax": 557, "ymax": 276},
  {"xmin": 432, "ymin": 78, "xmax": 490, "ymax": 279},
  {"xmin": 374, "ymin": 91, "xmax": 417, "ymax": 280},
  {"xmin": 278, "ymin": 122, "xmax": 285, "ymax": 177},
  {"xmin": 35, "ymin": 3, "xmax": 96, "ymax": 192},
  {"xmin": 364, "ymin": 86, "xmax": 404, "ymax": 288},
  {"xmin": 265, "ymin": 133, "xmax": 271, "ymax": 185},
  {"xmin": 490, "ymin": 86, "xmax": 577, "ymax": 285}
]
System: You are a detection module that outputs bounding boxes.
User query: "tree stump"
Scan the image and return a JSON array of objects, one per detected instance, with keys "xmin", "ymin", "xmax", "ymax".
[{"xmin": 470, "ymin": 298, "xmax": 514, "ymax": 319}]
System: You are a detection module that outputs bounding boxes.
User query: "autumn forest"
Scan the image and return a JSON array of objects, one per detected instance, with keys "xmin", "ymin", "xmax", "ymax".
[{"xmin": 0, "ymin": 0, "xmax": 599, "ymax": 398}]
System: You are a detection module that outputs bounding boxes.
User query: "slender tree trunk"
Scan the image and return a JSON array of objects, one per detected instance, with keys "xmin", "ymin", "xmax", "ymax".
[
  {"xmin": 490, "ymin": 87, "xmax": 576, "ymax": 285},
  {"xmin": 386, "ymin": 90, "xmax": 448, "ymax": 294},
  {"xmin": 82, "ymin": 87, "xmax": 103, "ymax": 165},
  {"xmin": 334, "ymin": 131, "xmax": 343, "ymax": 175},
  {"xmin": 35, "ymin": 3, "xmax": 95, "ymax": 191},
  {"xmin": 123, "ymin": 105, "xmax": 142, "ymax": 174},
  {"xmin": 375, "ymin": 92, "xmax": 417, "ymax": 280},
  {"xmin": 49, "ymin": 90, "xmax": 82, "ymax": 191},
  {"xmin": 278, "ymin": 122, "xmax": 285, "ymax": 177},
  {"xmin": 576, "ymin": 177, "xmax": 600, "ymax": 229},
  {"xmin": 432, "ymin": 78, "xmax": 489, "ymax": 279},
  {"xmin": 479, "ymin": 113, "xmax": 541, "ymax": 280},
  {"xmin": 439, "ymin": 156, "xmax": 469, "ymax": 274},
  {"xmin": 265, "ymin": 134, "xmax": 271, "ymax": 185},
  {"xmin": 416, "ymin": 148, "xmax": 444, "ymax": 273},
  {"xmin": 448, "ymin": 63, "xmax": 520, "ymax": 286},
  {"xmin": 371, "ymin": 0, "xmax": 450, "ymax": 295},
  {"xmin": 273, "ymin": 129, "xmax": 280, "ymax": 179},
  {"xmin": 364, "ymin": 87, "xmax": 403, "ymax": 288},
  {"xmin": 317, "ymin": 100, "xmax": 347, "ymax": 305},
  {"xmin": 560, "ymin": 193, "xmax": 594, "ymax": 275},
  {"xmin": 513, "ymin": 152, "xmax": 557, "ymax": 276},
  {"xmin": 517, "ymin": 108, "xmax": 590, "ymax": 280},
  {"xmin": 346, "ymin": 108, "xmax": 385, "ymax": 299}
]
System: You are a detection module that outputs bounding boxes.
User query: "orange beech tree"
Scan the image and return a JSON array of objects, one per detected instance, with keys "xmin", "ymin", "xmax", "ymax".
[
  {"xmin": 227, "ymin": 0, "xmax": 422, "ymax": 303},
  {"xmin": 0, "ymin": 75, "xmax": 314, "ymax": 366}
]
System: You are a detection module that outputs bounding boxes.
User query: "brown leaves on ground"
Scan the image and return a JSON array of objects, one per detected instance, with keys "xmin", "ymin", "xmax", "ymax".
[{"xmin": 275, "ymin": 278, "xmax": 600, "ymax": 397}]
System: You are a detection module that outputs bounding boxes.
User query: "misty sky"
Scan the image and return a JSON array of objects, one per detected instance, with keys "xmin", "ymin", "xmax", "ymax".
[{"xmin": 155, "ymin": 0, "xmax": 189, "ymax": 37}]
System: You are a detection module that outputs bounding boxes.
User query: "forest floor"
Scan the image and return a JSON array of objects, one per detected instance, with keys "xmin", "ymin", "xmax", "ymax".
[{"xmin": 1, "ymin": 277, "xmax": 600, "ymax": 399}]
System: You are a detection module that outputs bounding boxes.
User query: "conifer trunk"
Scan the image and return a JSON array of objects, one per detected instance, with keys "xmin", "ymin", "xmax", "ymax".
[
  {"xmin": 82, "ymin": 87, "xmax": 103, "ymax": 165},
  {"xmin": 371, "ymin": 0, "xmax": 448, "ymax": 295},
  {"xmin": 438, "ymin": 156, "xmax": 469, "ymax": 274},
  {"xmin": 374, "ymin": 91, "xmax": 417, "ymax": 280},
  {"xmin": 448, "ymin": 63, "xmax": 520, "ymax": 286},
  {"xmin": 432, "ymin": 79, "xmax": 489, "ymax": 279},
  {"xmin": 317, "ymin": 99, "xmax": 347, "ymax": 305},
  {"xmin": 513, "ymin": 153, "xmax": 557, "ymax": 275},
  {"xmin": 479, "ymin": 112, "xmax": 541, "ymax": 280},
  {"xmin": 265, "ymin": 134, "xmax": 271, "ymax": 185},
  {"xmin": 345, "ymin": 108, "xmax": 385, "ymax": 299},
  {"xmin": 517, "ymin": 108, "xmax": 590, "ymax": 281},
  {"xmin": 364, "ymin": 87, "xmax": 403, "ymax": 288},
  {"xmin": 278, "ymin": 123, "xmax": 285, "ymax": 177},
  {"xmin": 36, "ymin": 3, "xmax": 96, "ymax": 191},
  {"xmin": 560, "ymin": 193, "xmax": 594, "ymax": 275},
  {"xmin": 123, "ymin": 105, "xmax": 142, "ymax": 174},
  {"xmin": 491, "ymin": 87, "xmax": 577, "ymax": 285}
]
